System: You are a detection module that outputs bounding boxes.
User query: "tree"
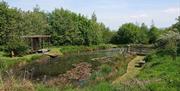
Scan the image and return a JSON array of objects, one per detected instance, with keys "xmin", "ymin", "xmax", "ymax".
[
  {"xmin": 0, "ymin": 2, "xmax": 49, "ymax": 56},
  {"xmin": 102, "ymin": 26, "xmax": 114, "ymax": 43},
  {"xmin": 0, "ymin": 1, "xmax": 22, "ymax": 45},
  {"xmin": 0, "ymin": 1, "xmax": 111, "ymax": 47},
  {"xmin": 148, "ymin": 25, "xmax": 160, "ymax": 43},
  {"xmin": 157, "ymin": 31, "xmax": 180, "ymax": 60},
  {"xmin": 20, "ymin": 7, "xmax": 49, "ymax": 35},
  {"xmin": 141, "ymin": 23, "xmax": 148, "ymax": 32},
  {"xmin": 48, "ymin": 8, "xmax": 108, "ymax": 46},
  {"xmin": 48, "ymin": 8, "xmax": 83, "ymax": 45},
  {"xmin": 111, "ymin": 23, "xmax": 148, "ymax": 44},
  {"xmin": 6, "ymin": 36, "xmax": 28, "ymax": 57},
  {"xmin": 91, "ymin": 12, "xmax": 97, "ymax": 22},
  {"xmin": 172, "ymin": 16, "xmax": 180, "ymax": 32},
  {"xmin": 140, "ymin": 23, "xmax": 149, "ymax": 43},
  {"xmin": 172, "ymin": 16, "xmax": 180, "ymax": 55}
]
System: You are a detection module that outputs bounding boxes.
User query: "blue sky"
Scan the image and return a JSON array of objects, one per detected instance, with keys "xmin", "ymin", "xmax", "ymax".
[{"xmin": 3, "ymin": 0, "xmax": 180, "ymax": 30}]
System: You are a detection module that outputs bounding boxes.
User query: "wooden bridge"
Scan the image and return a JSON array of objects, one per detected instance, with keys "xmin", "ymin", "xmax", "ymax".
[{"xmin": 123, "ymin": 44, "xmax": 154, "ymax": 56}]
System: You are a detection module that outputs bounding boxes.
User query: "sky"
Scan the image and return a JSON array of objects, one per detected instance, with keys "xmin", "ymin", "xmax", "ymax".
[{"xmin": 3, "ymin": 0, "xmax": 180, "ymax": 30}]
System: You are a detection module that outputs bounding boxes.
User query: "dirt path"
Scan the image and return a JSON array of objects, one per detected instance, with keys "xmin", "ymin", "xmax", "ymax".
[{"xmin": 112, "ymin": 56, "xmax": 145, "ymax": 84}]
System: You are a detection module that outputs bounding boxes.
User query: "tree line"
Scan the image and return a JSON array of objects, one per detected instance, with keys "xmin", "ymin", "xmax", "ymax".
[
  {"xmin": 0, "ymin": 2, "xmax": 112, "ymax": 47},
  {"xmin": 0, "ymin": 1, "xmax": 179, "ymax": 56},
  {"xmin": 111, "ymin": 23, "xmax": 163, "ymax": 44}
]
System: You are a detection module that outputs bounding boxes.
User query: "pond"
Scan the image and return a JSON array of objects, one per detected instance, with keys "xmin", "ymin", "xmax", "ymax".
[{"xmin": 17, "ymin": 48, "xmax": 127, "ymax": 80}]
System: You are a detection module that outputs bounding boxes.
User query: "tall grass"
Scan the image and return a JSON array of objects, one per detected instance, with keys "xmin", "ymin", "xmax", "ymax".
[
  {"xmin": 35, "ymin": 84, "xmax": 60, "ymax": 91},
  {"xmin": 0, "ymin": 44, "xmax": 135, "ymax": 91},
  {"xmin": 117, "ymin": 53, "xmax": 180, "ymax": 91},
  {"xmin": 63, "ymin": 82, "xmax": 116, "ymax": 91},
  {"xmin": 0, "ymin": 74, "xmax": 35, "ymax": 91},
  {"xmin": 55, "ymin": 44, "xmax": 117, "ymax": 54},
  {"xmin": 0, "ymin": 54, "xmax": 44, "ymax": 72}
]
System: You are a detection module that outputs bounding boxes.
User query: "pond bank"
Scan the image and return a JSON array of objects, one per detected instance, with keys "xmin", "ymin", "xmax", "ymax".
[
  {"xmin": 0, "ymin": 44, "xmax": 117, "ymax": 71},
  {"xmin": 13, "ymin": 48, "xmax": 125, "ymax": 79},
  {"xmin": 112, "ymin": 56, "xmax": 145, "ymax": 84},
  {"xmin": 1, "ymin": 44, "xmax": 144, "ymax": 91},
  {"xmin": 50, "ymin": 44, "xmax": 118, "ymax": 55}
]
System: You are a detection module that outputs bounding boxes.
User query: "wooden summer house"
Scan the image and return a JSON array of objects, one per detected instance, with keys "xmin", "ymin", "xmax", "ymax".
[{"xmin": 22, "ymin": 35, "xmax": 51, "ymax": 51}]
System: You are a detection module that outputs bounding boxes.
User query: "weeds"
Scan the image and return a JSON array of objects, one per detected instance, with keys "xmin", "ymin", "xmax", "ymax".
[{"xmin": 0, "ymin": 72, "xmax": 35, "ymax": 91}]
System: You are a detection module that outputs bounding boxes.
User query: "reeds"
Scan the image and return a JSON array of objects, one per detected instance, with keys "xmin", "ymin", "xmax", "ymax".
[{"xmin": 0, "ymin": 71, "xmax": 35, "ymax": 91}]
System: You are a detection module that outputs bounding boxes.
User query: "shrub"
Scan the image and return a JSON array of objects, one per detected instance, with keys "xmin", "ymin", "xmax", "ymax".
[
  {"xmin": 97, "ymin": 44, "xmax": 109, "ymax": 49},
  {"xmin": 156, "ymin": 31, "xmax": 180, "ymax": 59},
  {"xmin": 0, "ymin": 46, "xmax": 5, "ymax": 51},
  {"xmin": 100, "ymin": 64, "xmax": 112, "ymax": 75},
  {"xmin": 177, "ymin": 42, "xmax": 180, "ymax": 55},
  {"xmin": 90, "ymin": 64, "xmax": 112, "ymax": 81},
  {"xmin": 144, "ymin": 53, "xmax": 154, "ymax": 62},
  {"xmin": 156, "ymin": 49, "xmax": 176, "ymax": 56},
  {"xmin": 5, "ymin": 37, "xmax": 28, "ymax": 57}
]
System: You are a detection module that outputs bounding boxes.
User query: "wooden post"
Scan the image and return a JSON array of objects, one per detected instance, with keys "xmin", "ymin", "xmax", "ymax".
[
  {"xmin": 39, "ymin": 38, "xmax": 42, "ymax": 49},
  {"xmin": 31, "ymin": 38, "xmax": 33, "ymax": 51},
  {"xmin": 11, "ymin": 51, "xmax": 14, "ymax": 57},
  {"xmin": 127, "ymin": 44, "xmax": 130, "ymax": 53},
  {"xmin": 42, "ymin": 37, "xmax": 44, "ymax": 49},
  {"xmin": 48, "ymin": 37, "xmax": 50, "ymax": 47}
]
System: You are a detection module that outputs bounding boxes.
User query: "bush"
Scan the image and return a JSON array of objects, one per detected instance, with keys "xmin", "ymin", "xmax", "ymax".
[
  {"xmin": 156, "ymin": 40, "xmax": 177, "ymax": 60},
  {"xmin": 156, "ymin": 49, "xmax": 176, "ymax": 56},
  {"xmin": 111, "ymin": 23, "xmax": 149, "ymax": 44},
  {"xmin": 90, "ymin": 64, "xmax": 112, "ymax": 81},
  {"xmin": 177, "ymin": 42, "xmax": 180, "ymax": 55},
  {"xmin": 100, "ymin": 64, "xmax": 112, "ymax": 75},
  {"xmin": 5, "ymin": 37, "xmax": 28, "ymax": 57},
  {"xmin": 0, "ymin": 46, "xmax": 5, "ymax": 51},
  {"xmin": 144, "ymin": 53, "xmax": 155, "ymax": 62}
]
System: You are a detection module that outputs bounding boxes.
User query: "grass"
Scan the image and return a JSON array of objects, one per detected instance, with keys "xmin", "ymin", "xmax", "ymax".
[
  {"xmin": 52, "ymin": 53, "xmax": 180, "ymax": 91},
  {"xmin": 48, "ymin": 47, "xmax": 63, "ymax": 56},
  {"xmin": 0, "ymin": 45, "xmax": 64, "ymax": 71},
  {"xmin": 35, "ymin": 81, "xmax": 116, "ymax": 91},
  {"xmin": 0, "ymin": 54, "xmax": 129, "ymax": 91},
  {"xmin": 2, "ymin": 44, "xmax": 179, "ymax": 91},
  {"xmin": 112, "ymin": 56, "xmax": 145, "ymax": 84},
  {"xmin": 137, "ymin": 54, "xmax": 180, "ymax": 91},
  {"xmin": 62, "ymin": 54, "xmax": 134, "ymax": 91},
  {"xmin": 80, "ymin": 82, "xmax": 115, "ymax": 91},
  {"xmin": 35, "ymin": 84, "xmax": 61, "ymax": 91},
  {"xmin": 61, "ymin": 82, "xmax": 116, "ymax": 91},
  {"xmin": 114, "ymin": 53, "xmax": 180, "ymax": 91},
  {"xmin": 0, "ymin": 52, "xmax": 44, "ymax": 71},
  {"xmin": 0, "ymin": 77, "xmax": 35, "ymax": 91},
  {"xmin": 0, "ymin": 44, "xmax": 117, "ymax": 77},
  {"xmin": 0, "ymin": 50, "xmax": 132, "ymax": 91},
  {"xmin": 50, "ymin": 44, "xmax": 117, "ymax": 54}
]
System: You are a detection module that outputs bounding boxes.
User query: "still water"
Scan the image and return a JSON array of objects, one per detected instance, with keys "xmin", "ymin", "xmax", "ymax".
[{"xmin": 20, "ymin": 48, "xmax": 126, "ymax": 79}]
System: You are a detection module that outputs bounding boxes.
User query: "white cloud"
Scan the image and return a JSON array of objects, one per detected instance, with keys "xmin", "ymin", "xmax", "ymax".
[
  {"xmin": 163, "ymin": 7, "xmax": 180, "ymax": 14},
  {"xmin": 129, "ymin": 14, "xmax": 149, "ymax": 19}
]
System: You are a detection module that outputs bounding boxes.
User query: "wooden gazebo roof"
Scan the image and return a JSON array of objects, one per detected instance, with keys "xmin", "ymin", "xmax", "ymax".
[{"xmin": 22, "ymin": 35, "xmax": 51, "ymax": 38}]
